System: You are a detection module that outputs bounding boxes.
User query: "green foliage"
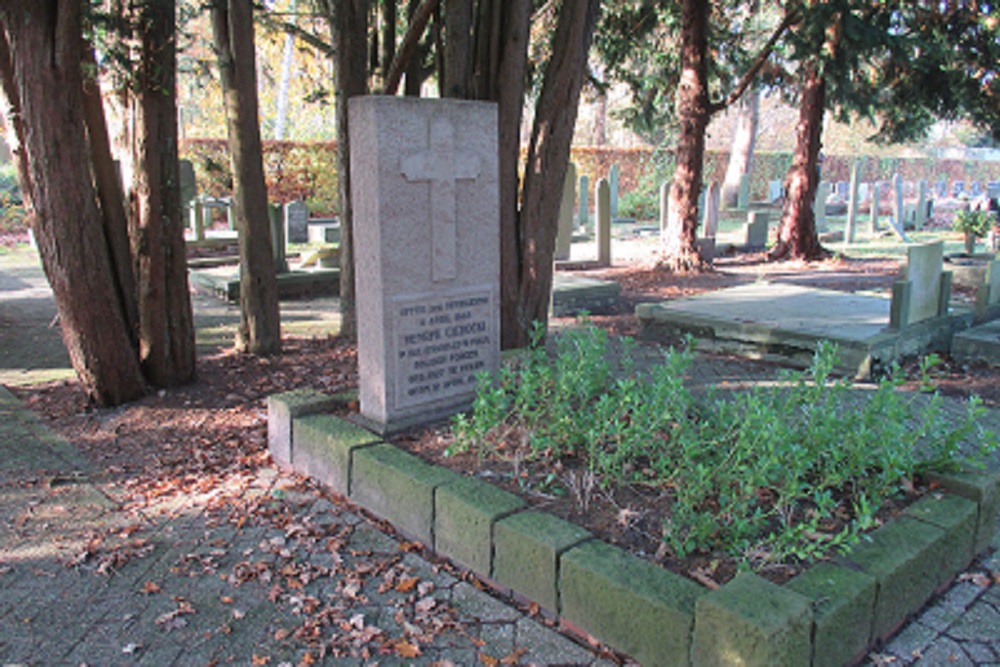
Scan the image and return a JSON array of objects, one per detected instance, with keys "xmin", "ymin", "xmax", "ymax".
[
  {"xmin": 953, "ymin": 209, "xmax": 995, "ymax": 239},
  {"xmin": 617, "ymin": 148, "xmax": 675, "ymax": 221},
  {"xmin": 0, "ymin": 164, "xmax": 25, "ymax": 235},
  {"xmin": 452, "ymin": 327, "xmax": 997, "ymax": 568}
]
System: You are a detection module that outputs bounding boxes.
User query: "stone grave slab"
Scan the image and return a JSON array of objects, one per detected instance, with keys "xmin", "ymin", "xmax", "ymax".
[
  {"xmin": 350, "ymin": 96, "xmax": 500, "ymax": 433},
  {"xmin": 284, "ymin": 200, "xmax": 309, "ymax": 244},
  {"xmin": 904, "ymin": 241, "xmax": 945, "ymax": 324},
  {"xmin": 744, "ymin": 211, "xmax": 768, "ymax": 249}
]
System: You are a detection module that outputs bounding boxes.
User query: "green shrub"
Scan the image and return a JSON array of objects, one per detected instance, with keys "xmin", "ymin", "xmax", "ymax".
[
  {"xmin": 452, "ymin": 327, "xmax": 996, "ymax": 568},
  {"xmin": 953, "ymin": 208, "xmax": 995, "ymax": 238}
]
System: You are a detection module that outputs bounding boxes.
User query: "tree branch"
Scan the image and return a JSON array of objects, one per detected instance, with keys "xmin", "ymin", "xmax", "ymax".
[
  {"xmin": 382, "ymin": 0, "xmax": 441, "ymax": 95},
  {"xmin": 257, "ymin": 12, "xmax": 334, "ymax": 56},
  {"xmin": 708, "ymin": 8, "xmax": 798, "ymax": 115}
]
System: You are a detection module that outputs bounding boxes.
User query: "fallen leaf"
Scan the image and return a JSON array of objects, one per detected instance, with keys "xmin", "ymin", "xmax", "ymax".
[
  {"xmin": 395, "ymin": 640, "xmax": 421, "ymax": 658},
  {"xmin": 141, "ymin": 581, "xmax": 161, "ymax": 595},
  {"xmin": 251, "ymin": 655, "xmax": 270, "ymax": 665},
  {"xmin": 479, "ymin": 654, "xmax": 499, "ymax": 667},
  {"xmin": 273, "ymin": 628, "xmax": 290, "ymax": 641},
  {"xmin": 501, "ymin": 647, "xmax": 527, "ymax": 664},
  {"xmin": 297, "ymin": 653, "xmax": 317, "ymax": 667},
  {"xmin": 395, "ymin": 577, "xmax": 419, "ymax": 593},
  {"xmin": 220, "ymin": 596, "xmax": 235, "ymax": 605},
  {"xmin": 415, "ymin": 597, "xmax": 436, "ymax": 614}
]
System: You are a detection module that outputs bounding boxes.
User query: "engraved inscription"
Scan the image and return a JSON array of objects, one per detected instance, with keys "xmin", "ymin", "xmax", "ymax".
[{"xmin": 393, "ymin": 288, "xmax": 494, "ymax": 409}]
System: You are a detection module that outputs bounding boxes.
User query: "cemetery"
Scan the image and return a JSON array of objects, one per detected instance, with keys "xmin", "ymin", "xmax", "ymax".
[{"xmin": 3, "ymin": 2, "xmax": 1000, "ymax": 665}]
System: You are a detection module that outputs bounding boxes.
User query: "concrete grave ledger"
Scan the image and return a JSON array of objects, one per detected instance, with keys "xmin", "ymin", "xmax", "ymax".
[{"xmin": 349, "ymin": 96, "xmax": 500, "ymax": 432}]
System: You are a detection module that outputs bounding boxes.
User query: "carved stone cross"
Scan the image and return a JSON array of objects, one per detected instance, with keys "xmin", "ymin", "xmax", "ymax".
[{"xmin": 401, "ymin": 115, "xmax": 481, "ymax": 282}]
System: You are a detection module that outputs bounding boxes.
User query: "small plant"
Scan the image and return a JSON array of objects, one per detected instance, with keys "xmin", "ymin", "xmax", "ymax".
[
  {"xmin": 451, "ymin": 325, "xmax": 997, "ymax": 570},
  {"xmin": 953, "ymin": 208, "xmax": 995, "ymax": 239}
]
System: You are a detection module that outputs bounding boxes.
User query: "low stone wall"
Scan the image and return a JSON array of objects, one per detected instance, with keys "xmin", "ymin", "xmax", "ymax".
[{"xmin": 268, "ymin": 389, "xmax": 1000, "ymax": 667}]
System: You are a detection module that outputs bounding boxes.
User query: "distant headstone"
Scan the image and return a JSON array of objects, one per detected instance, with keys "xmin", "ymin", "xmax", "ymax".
[
  {"xmin": 608, "ymin": 164, "xmax": 620, "ymax": 221},
  {"xmin": 845, "ymin": 159, "xmax": 862, "ymax": 243},
  {"xmin": 988, "ymin": 181, "xmax": 1000, "ymax": 200},
  {"xmin": 936, "ymin": 180, "xmax": 948, "ymax": 198},
  {"xmin": 953, "ymin": 181, "xmax": 965, "ymax": 197},
  {"xmin": 971, "ymin": 181, "xmax": 982, "ymax": 197},
  {"xmin": 813, "ymin": 182, "xmax": 831, "ymax": 232},
  {"xmin": 284, "ymin": 200, "xmax": 309, "ymax": 244},
  {"xmin": 975, "ymin": 260, "xmax": 1000, "ymax": 316},
  {"xmin": 349, "ymin": 96, "xmax": 500, "ymax": 433},
  {"xmin": 578, "ymin": 175, "xmax": 590, "ymax": 230},
  {"xmin": 307, "ymin": 219, "xmax": 340, "ymax": 244},
  {"xmin": 904, "ymin": 241, "xmax": 947, "ymax": 324},
  {"xmin": 554, "ymin": 163, "xmax": 576, "ymax": 261},
  {"xmin": 835, "ymin": 181, "xmax": 849, "ymax": 200},
  {"xmin": 659, "ymin": 181, "xmax": 669, "ymax": 233},
  {"xmin": 889, "ymin": 173, "xmax": 909, "ymax": 241},
  {"xmin": 858, "ymin": 182, "xmax": 869, "ymax": 204},
  {"xmin": 699, "ymin": 181, "xmax": 720, "ymax": 261},
  {"xmin": 868, "ymin": 181, "xmax": 881, "ymax": 234},
  {"xmin": 596, "ymin": 178, "xmax": 611, "ymax": 267},
  {"xmin": 269, "ymin": 204, "xmax": 288, "ymax": 274},
  {"xmin": 744, "ymin": 210, "xmax": 769, "ymax": 249},
  {"xmin": 915, "ymin": 180, "xmax": 928, "ymax": 228},
  {"xmin": 737, "ymin": 173, "xmax": 750, "ymax": 209},
  {"xmin": 179, "ymin": 159, "xmax": 197, "ymax": 209},
  {"xmin": 768, "ymin": 180, "xmax": 783, "ymax": 202}
]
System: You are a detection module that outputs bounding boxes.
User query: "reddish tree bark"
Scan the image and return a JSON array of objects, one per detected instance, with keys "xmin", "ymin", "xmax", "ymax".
[
  {"xmin": 0, "ymin": 0, "xmax": 144, "ymax": 405},
  {"xmin": 212, "ymin": 0, "xmax": 281, "ymax": 354},
  {"xmin": 658, "ymin": 0, "xmax": 711, "ymax": 273},
  {"xmin": 769, "ymin": 62, "xmax": 830, "ymax": 261}
]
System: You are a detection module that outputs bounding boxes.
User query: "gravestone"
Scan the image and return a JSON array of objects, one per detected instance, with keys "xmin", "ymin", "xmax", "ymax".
[
  {"xmin": 937, "ymin": 180, "xmax": 948, "ymax": 198},
  {"xmin": 284, "ymin": 200, "xmax": 309, "ymax": 245},
  {"xmin": 608, "ymin": 164, "xmax": 620, "ymax": 221},
  {"xmin": 699, "ymin": 181, "xmax": 720, "ymax": 261},
  {"xmin": 889, "ymin": 173, "xmax": 910, "ymax": 241},
  {"xmin": 578, "ymin": 175, "xmax": 590, "ymax": 230},
  {"xmin": 349, "ymin": 96, "xmax": 500, "ymax": 433},
  {"xmin": 868, "ymin": 181, "xmax": 881, "ymax": 234},
  {"xmin": 971, "ymin": 181, "xmax": 982, "ymax": 198},
  {"xmin": 268, "ymin": 204, "xmax": 289, "ymax": 274},
  {"xmin": 596, "ymin": 178, "xmax": 612, "ymax": 267},
  {"xmin": 813, "ymin": 182, "xmax": 830, "ymax": 232},
  {"xmin": 659, "ymin": 181, "xmax": 670, "ymax": 233},
  {"xmin": 835, "ymin": 181, "xmax": 849, "ymax": 200},
  {"xmin": 975, "ymin": 260, "xmax": 1000, "ymax": 316},
  {"xmin": 915, "ymin": 180, "xmax": 928, "ymax": 228},
  {"xmin": 555, "ymin": 163, "xmax": 577, "ymax": 261},
  {"xmin": 904, "ymin": 241, "xmax": 947, "ymax": 324},
  {"xmin": 744, "ymin": 210, "xmax": 769, "ymax": 249},
  {"xmin": 737, "ymin": 173, "xmax": 750, "ymax": 209},
  {"xmin": 179, "ymin": 159, "xmax": 205, "ymax": 241},
  {"xmin": 953, "ymin": 181, "xmax": 965, "ymax": 198},
  {"xmin": 988, "ymin": 181, "xmax": 1000, "ymax": 200},
  {"xmin": 768, "ymin": 180, "xmax": 783, "ymax": 202},
  {"xmin": 858, "ymin": 182, "xmax": 869, "ymax": 204},
  {"xmin": 845, "ymin": 159, "xmax": 862, "ymax": 243}
]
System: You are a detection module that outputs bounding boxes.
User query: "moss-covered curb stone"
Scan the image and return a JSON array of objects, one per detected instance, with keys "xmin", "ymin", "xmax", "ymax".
[
  {"xmin": 693, "ymin": 572, "xmax": 812, "ymax": 667},
  {"xmin": 560, "ymin": 539, "xmax": 703, "ymax": 667},
  {"xmin": 837, "ymin": 517, "xmax": 948, "ymax": 640},
  {"xmin": 903, "ymin": 493, "xmax": 979, "ymax": 582},
  {"xmin": 786, "ymin": 562, "xmax": 878, "ymax": 667},
  {"xmin": 926, "ymin": 468, "xmax": 1000, "ymax": 554},
  {"xmin": 434, "ymin": 476, "xmax": 525, "ymax": 574},
  {"xmin": 269, "ymin": 391, "xmax": 1000, "ymax": 666},
  {"xmin": 493, "ymin": 511, "xmax": 591, "ymax": 612},
  {"xmin": 350, "ymin": 443, "xmax": 460, "ymax": 544},
  {"xmin": 292, "ymin": 414, "xmax": 381, "ymax": 495},
  {"xmin": 267, "ymin": 389, "xmax": 339, "ymax": 467}
]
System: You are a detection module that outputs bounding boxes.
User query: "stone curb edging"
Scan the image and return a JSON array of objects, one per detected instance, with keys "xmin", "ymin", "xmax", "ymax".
[{"xmin": 268, "ymin": 389, "xmax": 1000, "ymax": 667}]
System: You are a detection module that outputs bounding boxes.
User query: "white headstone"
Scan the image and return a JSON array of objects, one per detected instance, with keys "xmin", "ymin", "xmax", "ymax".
[
  {"xmin": 554, "ymin": 163, "xmax": 576, "ymax": 261},
  {"xmin": 349, "ymin": 96, "xmax": 500, "ymax": 432},
  {"xmin": 845, "ymin": 159, "xmax": 862, "ymax": 243},
  {"xmin": 868, "ymin": 181, "xmax": 881, "ymax": 234},
  {"xmin": 744, "ymin": 210, "xmax": 769, "ymax": 249},
  {"xmin": 284, "ymin": 199, "xmax": 309, "ymax": 245},
  {"xmin": 700, "ymin": 181, "xmax": 720, "ymax": 261},
  {"xmin": 889, "ymin": 173, "xmax": 909, "ymax": 240},
  {"xmin": 608, "ymin": 164, "xmax": 620, "ymax": 220},
  {"xmin": 904, "ymin": 241, "xmax": 945, "ymax": 324},
  {"xmin": 596, "ymin": 178, "xmax": 611, "ymax": 267},
  {"xmin": 578, "ymin": 175, "xmax": 590, "ymax": 230},
  {"xmin": 659, "ymin": 181, "xmax": 670, "ymax": 234},
  {"xmin": 813, "ymin": 182, "xmax": 831, "ymax": 231},
  {"xmin": 915, "ymin": 180, "xmax": 928, "ymax": 228},
  {"xmin": 737, "ymin": 173, "xmax": 750, "ymax": 209},
  {"xmin": 768, "ymin": 180, "xmax": 783, "ymax": 202}
]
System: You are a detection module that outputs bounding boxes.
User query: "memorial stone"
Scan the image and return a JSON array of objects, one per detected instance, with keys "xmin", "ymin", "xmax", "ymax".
[
  {"xmin": 554, "ymin": 163, "xmax": 576, "ymax": 261},
  {"xmin": 608, "ymin": 164, "xmax": 620, "ymax": 221},
  {"xmin": 845, "ymin": 159, "xmax": 862, "ymax": 243},
  {"xmin": 868, "ymin": 181, "xmax": 881, "ymax": 234},
  {"xmin": 890, "ymin": 173, "xmax": 910, "ymax": 240},
  {"xmin": 596, "ymin": 178, "xmax": 612, "ymax": 267},
  {"xmin": 269, "ymin": 204, "xmax": 288, "ymax": 274},
  {"xmin": 700, "ymin": 181, "xmax": 720, "ymax": 261},
  {"xmin": 971, "ymin": 181, "xmax": 982, "ymax": 197},
  {"xmin": 904, "ymin": 241, "xmax": 947, "ymax": 324},
  {"xmin": 578, "ymin": 175, "xmax": 590, "ymax": 230},
  {"xmin": 659, "ymin": 181, "xmax": 670, "ymax": 234},
  {"xmin": 953, "ymin": 181, "xmax": 965, "ymax": 197},
  {"xmin": 349, "ymin": 96, "xmax": 500, "ymax": 433},
  {"xmin": 988, "ymin": 181, "xmax": 1000, "ymax": 200},
  {"xmin": 744, "ymin": 210, "xmax": 769, "ymax": 249},
  {"xmin": 813, "ymin": 182, "xmax": 830, "ymax": 231},
  {"xmin": 835, "ymin": 181, "xmax": 849, "ymax": 200},
  {"xmin": 769, "ymin": 180, "xmax": 783, "ymax": 202},
  {"xmin": 915, "ymin": 180, "xmax": 928, "ymax": 228},
  {"xmin": 737, "ymin": 173, "xmax": 750, "ymax": 209},
  {"xmin": 284, "ymin": 199, "xmax": 309, "ymax": 245},
  {"xmin": 937, "ymin": 180, "xmax": 948, "ymax": 198}
]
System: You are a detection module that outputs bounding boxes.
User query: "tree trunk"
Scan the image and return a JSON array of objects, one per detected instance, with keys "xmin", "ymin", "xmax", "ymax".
[
  {"xmin": 325, "ymin": 0, "xmax": 368, "ymax": 341},
  {"xmin": 129, "ymin": 0, "xmax": 196, "ymax": 385},
  {"xmin": 658, "ymin": 0, "xmax": 711, "ymax": 273},
  {"xmin": 512, "ymin": 0, "xmax": 600, "ymax": 347},
  {"xmin": 0, "ymin": 0, "xmax": 144, "ymax": 405},
  {"xmin": 721, "ymin": 89, "xmax": 759, "ymax": 208},
  {"xmin": 769, "ymin": 62, "xmax": 829, "ymax": 261},
  {"xmin": 212, "ymin": 0, "xmax": 281, "ymax": 354},
  {"xmin": 443, "ymin": 0, "xmax": 472, "ymax": 98}
]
